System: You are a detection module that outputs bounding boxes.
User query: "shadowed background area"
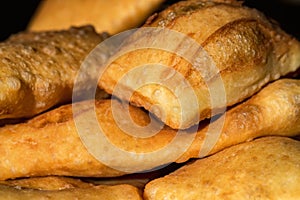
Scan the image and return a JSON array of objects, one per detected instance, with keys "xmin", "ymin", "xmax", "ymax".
[
  {"xmin": 0, "ymin": 0, "xmax": 299, "ymax": 41},
  {"xmin": 0, "ymin": 1, "xmax": 40, "ymax": 41}
]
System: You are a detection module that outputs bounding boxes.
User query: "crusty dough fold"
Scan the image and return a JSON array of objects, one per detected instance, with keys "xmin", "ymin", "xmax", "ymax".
[{"xmin": 99, "ymin": 0, "xmax": 300, "ymax": 129}]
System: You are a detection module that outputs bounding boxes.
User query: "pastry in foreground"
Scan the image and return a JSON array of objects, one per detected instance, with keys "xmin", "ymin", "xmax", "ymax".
[
  {"xmin": 144, "ymin": 136, "xmax": 300, "ymax": 200},
  {"xmin": 0, "ymin": 79, "xmax": 299, "ymax": 180},
  {"xmin": 0, "ymin": 176, "xmax": 142, "ymax": 200},
  {"xmin": 0, "ymin": 25, "xmax": 106, "ymax": 120},
  {"xmin": 99, "ymin": 0, "xmax": 300, "ymax": 129}
]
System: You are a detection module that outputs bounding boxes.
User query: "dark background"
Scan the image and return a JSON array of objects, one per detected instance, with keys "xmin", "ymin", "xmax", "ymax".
[
  {"xmin": 0, "ymin": 0, "xmax": 299, "ymax": 41},
  {"xmin": 0, "ymin": 1, "xmax": 40, "ymax": 41}
]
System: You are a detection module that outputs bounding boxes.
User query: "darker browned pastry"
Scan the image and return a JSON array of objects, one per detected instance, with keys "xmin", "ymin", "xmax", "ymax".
[{"xmin": 0, "ymin": 26, "xmax": 107, "ymax": 120}]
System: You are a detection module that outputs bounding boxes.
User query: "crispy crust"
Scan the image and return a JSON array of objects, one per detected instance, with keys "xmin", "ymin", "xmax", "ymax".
[
  {"xmin": 0, "ymin": 26, "xmax": 106, "ymax": 119},
  {"xmin": 99, "ymin": 0, "xmax": 300, "ymax": 129}
]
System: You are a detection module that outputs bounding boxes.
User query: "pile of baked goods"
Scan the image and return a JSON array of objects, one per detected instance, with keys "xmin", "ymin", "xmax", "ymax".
[{"xmin": 0, "ymin": 0, "xmax": 299, "ymax": 199}]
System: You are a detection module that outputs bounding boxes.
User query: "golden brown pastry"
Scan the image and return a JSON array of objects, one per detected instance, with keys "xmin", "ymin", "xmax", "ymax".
[
  {"xmin": 0, "ymin": 100, "xmax": 125, "ymax": 180},
  {"xmin": 1, "ymin": 176, "xmax": 91, "ymax": 190},
  {"xmin": 178, "ymin": 78, "xmax": 300, "ymax": 161},
  {"xmin": 0, "ymin": 176, "xmax": 142, "ymax": 200},
  {"xmin": 99, "ymin": 0, "xmax": 300, "ymax": 129},
  {"xmin": 28, "ymin": 0, "xmax": 164, "ymax": 35},
  {"xmin": 0, "ymin": 79, "xmax": 299, "ymax": 180},
  {"xmin": 0, "ymin": 26, "xmax": 106, "ymax": 120},
  {"xmin": 144, "ymin": 136, "xmax": 300, "ymax": 200}
]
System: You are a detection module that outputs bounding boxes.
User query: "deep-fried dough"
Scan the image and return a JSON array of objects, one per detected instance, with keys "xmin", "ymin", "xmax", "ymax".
[
  {"xmin": 0, "ymin": 100, "xmax": 126, "ymax": 180},
  {"xmin": 178, "ymin": 78, "xmax": 300, "ymax": 162},
  {"xmin": 0, "ymin": 79, "xmax": 299, "ymax": 180},
  {"xmin": 144, "ymin": 136, "xmax": 300, "ymax": 200},
  {"xmin": 0, "ymin": 26, "xmax": 106, "ymax": 120},
  {"xmin": 28, "ymin": 0, "xmax": 164, "ymax": 35},
  {"xmin": 0, "ymin": 176, "xmax": 142, "ymax": 200},
  {"xmin": 99, "ymin": 0, "xmax": 300, "ymax": 129},
  {"xmin": 1, "ymin": 176, "xmax": 91, "ymax": 190}
]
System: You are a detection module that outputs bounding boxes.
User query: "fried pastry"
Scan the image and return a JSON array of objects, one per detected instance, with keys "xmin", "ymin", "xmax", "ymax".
[
  {"xmin": 0, "ymin": 100, "xmax": 125, "ymax": 180},
  {"xmin": 0, "ymin": 26, "xmax": 106, "ymax": 120},
  {"xmin": 0, "ymin": 176, "xmax": 142, "ymax": 200},
  {"xmin": 178, "ymin": 78, "xmax": 300, "ymax": 161},
  {"xmin": 1, "ymin": 176, "xmax": 91, "ymax": 190},
  {"xmin": 28, "ymin": 0, "xmax": 164, "ymax": 35},
  {"xmin": 0, "ymin": 79, "xmax": 299, "ymax": 180},
  {"xmin": 99, "ymin": 0, "xmax": 300, "ymax": 129},
  {"xmin": 144, "ymin": 136, "xmax": 300, "ymax": 200}
]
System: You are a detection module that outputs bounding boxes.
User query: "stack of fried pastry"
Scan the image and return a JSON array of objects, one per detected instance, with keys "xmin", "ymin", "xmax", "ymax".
[{"xmin": 0, "ymin": 0, "xmax": 300, "ymax": 199}]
